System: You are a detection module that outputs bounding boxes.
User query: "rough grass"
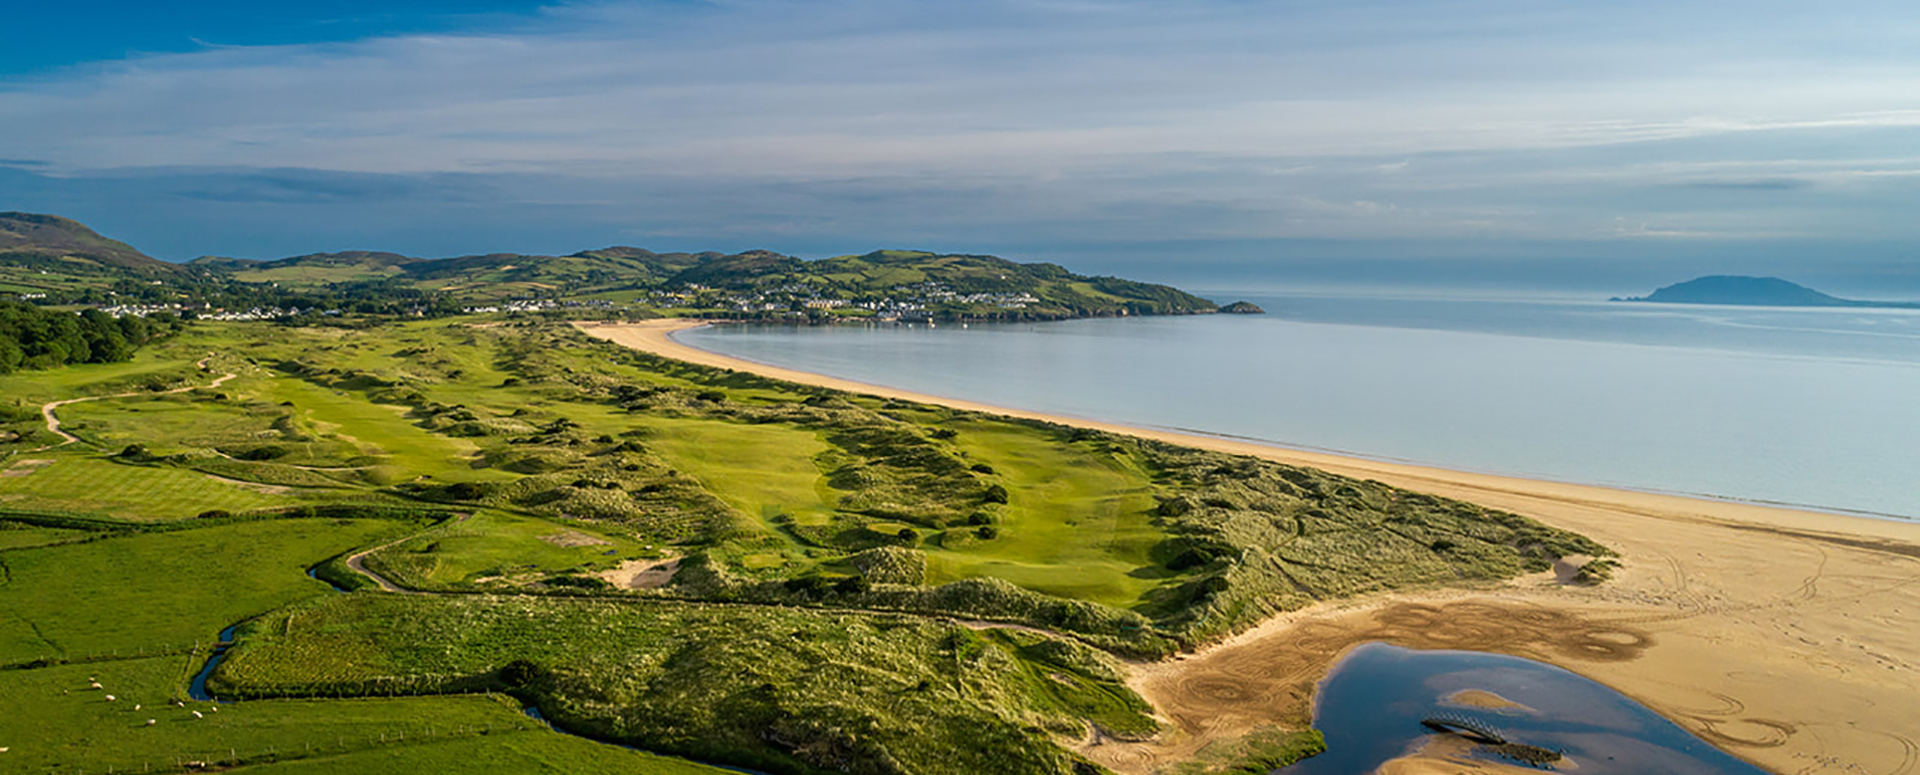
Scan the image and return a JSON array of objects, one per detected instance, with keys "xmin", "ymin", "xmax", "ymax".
[
  {"xmin": 215, "ymin": 593, "xmax": 1149, "ymax": 775},
  {"xmin": 361, "ymin": 511, "xmax": 654, "ymax": 591},
  {"xmin": 0, "ymin": 518, "xmax": 418, "ymax": 664}
]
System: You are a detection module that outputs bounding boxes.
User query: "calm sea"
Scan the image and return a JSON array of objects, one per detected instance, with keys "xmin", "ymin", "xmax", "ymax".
[{"xmin": 676, "ymin": 292, "xmax": 1920, "ymax": 519}]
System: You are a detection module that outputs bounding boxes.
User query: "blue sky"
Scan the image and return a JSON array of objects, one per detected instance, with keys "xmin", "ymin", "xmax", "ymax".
[{"xmin": 3, "ymin": 1, "xmax": 1918, "ymax": 292}]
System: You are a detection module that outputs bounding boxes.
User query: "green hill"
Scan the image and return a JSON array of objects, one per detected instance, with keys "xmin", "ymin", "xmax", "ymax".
[
  {"xmin": 0, "ymin": 212, "xmax": 177, "ymax": 275},
  {"xmin": 3, "ymin": 212, "xmax": 1218, "ymax": 320}
]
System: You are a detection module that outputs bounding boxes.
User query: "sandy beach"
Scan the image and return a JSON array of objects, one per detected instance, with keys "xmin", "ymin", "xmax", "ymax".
[{"xmin": 578, "ymin": 319, "xmax": 1920, "ymax": 775}]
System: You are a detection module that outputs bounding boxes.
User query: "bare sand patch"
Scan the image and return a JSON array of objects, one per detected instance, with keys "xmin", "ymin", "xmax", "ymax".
[
  {"xmin": 598, "ymin": 556, "xmax": 682, "ymax": 589},
  {"xmin": 2, "ymin": 459, "xmax": 56, "ymax": 477},
  {"xmin": 539, "ymin": 529, "xmax": 611, "ymax": 548},
  {"xmin": 1375, "ymin": 736, "xmax": 1544, "ymax": 775},
  {"xmin": 579, "ymin": 319, "xmax": 1920, "ymax": 775},
  {"xmin": 1444, "ymin": 690, "xmax": 1532, "ymax": 712}
]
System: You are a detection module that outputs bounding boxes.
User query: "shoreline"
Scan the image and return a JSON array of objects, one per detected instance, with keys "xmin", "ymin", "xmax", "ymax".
[{"xmin": 577, "ymin": 318, "xmax": 1920, "ymax": 775}]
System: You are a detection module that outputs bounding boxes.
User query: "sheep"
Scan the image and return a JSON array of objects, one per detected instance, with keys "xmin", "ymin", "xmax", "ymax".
[
  {"xmin": 104, "ymin": 695, "xmax": 116, "ymax": 702},
  {"xmin": 191, "ymin": 711, "xmax": 203, "ymax": 719},
  {"xmin": 133, "ymin": 704, "xmax": 141, "ymax": 710},
  {"xmin": 89, "ymin": 682, "xmax": 103, "ymax": 690},
  {"xmin": 146, "ymin": 719, "xmax": 157, "ymax": 726}
]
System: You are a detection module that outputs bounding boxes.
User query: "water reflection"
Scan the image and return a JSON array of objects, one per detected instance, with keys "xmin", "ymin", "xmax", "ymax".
[{"xmin": 1279, "ymin": 643, "xmax": 1771, "ymax": 775}]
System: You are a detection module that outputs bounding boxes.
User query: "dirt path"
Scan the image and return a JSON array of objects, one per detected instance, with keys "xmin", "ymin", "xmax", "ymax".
[
  {"xmin": 30, "ymin": 357, "xmax": 238, "ymax": 452},
  {"xmin": 342, "ymin": 512, "xmax": 472, "ymax": 594}
]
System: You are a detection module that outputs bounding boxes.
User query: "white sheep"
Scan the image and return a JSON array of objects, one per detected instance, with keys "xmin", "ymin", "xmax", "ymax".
[
  {"xmin": 146, "ymin": 719, "xmax": 157, "ymax": 726},
  {"xmin": 105, "ymin": 695, "xmax": 116, "ymax": 702},
  {"xmin": 191, "ymin": 711, "xmax": 203, "ymax": 719},
  {"xmin": 89, "ymin": 682, "xmax": 103, "ymax": 690},
  {"xmin": 133, "ymin": 704, "xmax": 141, "ymax": 710}
]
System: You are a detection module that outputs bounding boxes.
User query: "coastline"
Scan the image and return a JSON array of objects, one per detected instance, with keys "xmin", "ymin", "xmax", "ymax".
[{"xmin": 577, "ymin": 319, "xmax": 1920, "ymax": 775}]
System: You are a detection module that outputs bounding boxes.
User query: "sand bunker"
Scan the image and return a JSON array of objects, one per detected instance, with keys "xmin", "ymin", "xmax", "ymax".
[{"xmin": 598, "ymin": 556, "xmax": 681, "ymax": 589}]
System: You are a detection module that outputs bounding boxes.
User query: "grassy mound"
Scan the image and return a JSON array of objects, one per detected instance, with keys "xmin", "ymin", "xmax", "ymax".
[{"xmin": 215, "ymin": 594, "xmax": 1150, "ymax": 775}]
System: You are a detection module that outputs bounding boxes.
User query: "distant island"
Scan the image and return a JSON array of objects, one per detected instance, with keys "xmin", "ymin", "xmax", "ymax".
[
  {"xmin": 1220, "ymin": 300, "xmax": 1266, "ymax": 314},
  {"xmin": 1613, "ymin": 275, "xmax": 1920, "ymax": 309}
]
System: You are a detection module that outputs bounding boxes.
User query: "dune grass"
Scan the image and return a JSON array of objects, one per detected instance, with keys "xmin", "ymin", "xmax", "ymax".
[
  {"xmin": 0, "ymin": 453, "xmax": 288, "ymax": 520},
  {"xmin": 215, "ymin": 593, "xmax": 1150, "ymax": 775},
  {"xmin": 0, "ymin": 518, "xmax": 419, "ymax": 663}
]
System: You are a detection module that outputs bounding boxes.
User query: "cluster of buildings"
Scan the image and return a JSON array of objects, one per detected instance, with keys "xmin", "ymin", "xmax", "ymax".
[
  {"xmin": 712, "ymin": 280, "xmax": 1040, "ymax": 319},
  {"xmin": 462, "ymin": 298, "xmax": 617, "ymax": 314}
]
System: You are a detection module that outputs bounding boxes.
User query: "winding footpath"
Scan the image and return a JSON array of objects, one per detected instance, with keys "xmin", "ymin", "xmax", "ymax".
[{"xmin": 28, "ymin": 357, "xmax": 238, "ymax": 452}]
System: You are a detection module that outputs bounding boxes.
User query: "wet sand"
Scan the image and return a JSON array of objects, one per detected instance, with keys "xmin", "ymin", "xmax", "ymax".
[{"xmin": 577, "ymin": 319, "xmax": 1920, "ymax": 775}]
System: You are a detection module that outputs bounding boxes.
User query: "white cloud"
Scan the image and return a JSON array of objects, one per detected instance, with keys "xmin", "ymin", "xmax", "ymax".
[{"xmin": 3, "ymin": 0, "xmax": 1919, "ymax": 243}]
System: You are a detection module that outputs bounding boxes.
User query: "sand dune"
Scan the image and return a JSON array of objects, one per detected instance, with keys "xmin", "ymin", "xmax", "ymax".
[{"xmin": 578, "ymin": 319, "xmax": 1920, "ymax": 775}]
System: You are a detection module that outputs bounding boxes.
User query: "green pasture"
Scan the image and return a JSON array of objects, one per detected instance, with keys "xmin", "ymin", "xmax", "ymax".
[
  {"xmin": 0, "ymin": 453, "xmax": 288, "ymax": 520},
  {"xmin": 247, "ymin": 730, "xmax": 732, "ymax": 775},
  {"xmin": 0, "ymin": 347, "xmax": 201, "ymax": 405},
  {"xmin": 362, "ymin": 511, "xmax": 648, "ymax": 590},
  {"xmin": 0, "ymin": 517, "xmax": 417, "ymax": 663},
  {"xmin": 0, "ymin": 656, "xmax": 584, "ymax": 774},
  {"xmin": 928, "ymin": 423, "xmax": 1171, "ymax": 608}
]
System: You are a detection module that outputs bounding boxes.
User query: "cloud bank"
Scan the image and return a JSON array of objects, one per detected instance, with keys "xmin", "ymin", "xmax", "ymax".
[{"xmin": 3, "ymin": 0, "xmax": 1918, "ymax": 269}]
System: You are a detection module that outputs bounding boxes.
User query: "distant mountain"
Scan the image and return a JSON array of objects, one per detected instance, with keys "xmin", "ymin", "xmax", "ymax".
[
  {"xmin": 1614, "ymin": 276, "xmax": 1919, "ymax": 309},
  {"xmin": 0, "ymin": 212, "xmax": 178, "ymax": 275}
]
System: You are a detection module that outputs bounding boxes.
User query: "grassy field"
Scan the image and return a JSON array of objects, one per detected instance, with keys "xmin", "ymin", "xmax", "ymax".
[
  {"xmin": 0, "ymin": 513, "xmax": 738, "ymax": 774},
  {"xmin": 216, "ymin": 593, "xmax": 1152, "ymax": 775},
  {"xmin": 0, "ymin": 518, "xmax": 419, "ymax": 663}
]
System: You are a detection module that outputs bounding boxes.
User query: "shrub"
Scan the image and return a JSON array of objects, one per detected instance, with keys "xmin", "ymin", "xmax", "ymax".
[
  {"xmin": 982, "ymin": 484, "xmax": 1009, "ymax": 504},
  {"xmin": 976, "ymin": 526, "xmax": 999, "ymax": 540}
]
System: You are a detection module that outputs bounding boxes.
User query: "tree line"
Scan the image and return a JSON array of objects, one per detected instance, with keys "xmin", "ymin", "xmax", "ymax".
[{"xmin": 0, "ymin": 301, "xmax": 182, "ymax": 373}]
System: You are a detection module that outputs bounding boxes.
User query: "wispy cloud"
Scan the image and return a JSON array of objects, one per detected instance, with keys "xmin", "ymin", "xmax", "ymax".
[{"xmin": 2, "ymin": 0, "xmax": 1918, "ymax": 252}]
